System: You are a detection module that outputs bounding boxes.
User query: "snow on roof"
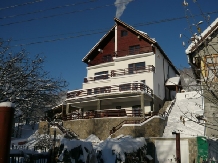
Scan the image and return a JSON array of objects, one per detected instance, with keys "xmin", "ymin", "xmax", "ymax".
[
  {"xmin": 163, "ymin": 91, "xmax": 204, "ymax": 138},
  {"xmin": 96, "ymin": 135, "xmax": 146, "ymax": 163},
  {"xmin": 0, "ymin": 102, "xmax": 15, "ymax": 108},
  {"xmin": 165, "ymin": 77, "xmax": 180, "ymax": 86},
  {"xmin": 137, "ymin": 30, "xmax": 148, "ymax": 36},
  {"xmin": 185, "ymin": 17, "xmax": 218, "ymax": 54}
]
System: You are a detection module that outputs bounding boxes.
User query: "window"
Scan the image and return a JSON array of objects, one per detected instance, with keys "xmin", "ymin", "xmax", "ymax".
[
  {"xmin": 128, "ymin": 62, "xmax": 145, "ymax": 74},
  {"xmin": 141, "ymin": 80, "xmax": 145, "ymax": 84},
  {"xmin": 132, "ymin": 105, "xmax": 141, "ymax": 117},
  {"xmin": 205, "ymin": 55, "xmax": 218, "ymax": 81},
  {"xmin": 99, "ymin": 86, "xmax": 111, "ymax": 93},
  {"xmin": 119, "ymin": 83, "xmax": 131, "ymax": 91},
  {"xmin": 102, "ymin": 54, "xmax": 112, "ymax": 63},
  {"xmin": 129, "ymin": 45, "xmax": 140, "ymax": 55},
  {"xmin": 94, "ymin": 88, "xmax": 100, "ymax": 94},
  {"xmin": 87, "ymin": 89, "xmax": 92, "ymax": 95},
  {"xmin": 132, "ymin": 81, "xmax": 138, "ymax": 90},
  {"xmin": 94, "ymin": 71, "xmax": 108, "ymax": 80},
  {"xmin": 140, "ymin": 80, "xmax": 145, "ymax": 90},
  {"xmin": 116, "ymin": 106, "xmax": 121, "ymax": 109},
  {"xmin": 121, "ymin": 30, "xmax": 128, "ymax": 37}
]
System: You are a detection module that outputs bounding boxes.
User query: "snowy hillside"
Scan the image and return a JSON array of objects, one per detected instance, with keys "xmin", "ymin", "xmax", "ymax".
[{"xmin": 163, "ymin": 91, "xmax": 205, "ymax": 137}]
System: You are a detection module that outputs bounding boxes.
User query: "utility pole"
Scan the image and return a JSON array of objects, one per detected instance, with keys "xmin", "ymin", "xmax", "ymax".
[{"xmin": 172, "ymin": 131, "xmax": 181, "ymax": 163}]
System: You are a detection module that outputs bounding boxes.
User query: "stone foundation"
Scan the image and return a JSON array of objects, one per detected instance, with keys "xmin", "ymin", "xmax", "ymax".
[{"xmin": 39, "ymin": 116, "xmax": 167, "ymax": 140}]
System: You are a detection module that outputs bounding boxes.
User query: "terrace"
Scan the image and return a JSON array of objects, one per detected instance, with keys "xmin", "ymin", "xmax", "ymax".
[
  {"xmin": 66, "ymin": 82, "xmax": 153, "ymax": 100},
  {"xmin": 83, "ymin": 65, "xmax": 155, "ymax": 83}
]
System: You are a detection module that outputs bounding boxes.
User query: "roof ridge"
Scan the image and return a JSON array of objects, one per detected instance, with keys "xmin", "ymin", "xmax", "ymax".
[{"xmin": 114, "ymin": 17, "xmax": 156, "ymax": 43}]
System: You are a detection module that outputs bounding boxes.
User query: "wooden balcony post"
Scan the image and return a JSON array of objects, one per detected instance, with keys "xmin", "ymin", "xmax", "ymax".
[
  {"xmin": 141, "ymin": 93, "xmax": 145, "ymax": 117},
  {"xmin": 97, "ymin": 100, "xmax": 101, "ymax": 110},
  {"xmin": 66, "ymin": 104, "xmax": 70, "ymax": 115}
]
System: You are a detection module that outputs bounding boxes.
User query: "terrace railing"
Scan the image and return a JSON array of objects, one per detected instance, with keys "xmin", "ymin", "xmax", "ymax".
[
  {"xmin": 67, "ymin": 82, "xmax": 153, "ymax": 100},
  {"xmin": 84, "ymin": 65, "xmax": 155, "ymax": 83}
]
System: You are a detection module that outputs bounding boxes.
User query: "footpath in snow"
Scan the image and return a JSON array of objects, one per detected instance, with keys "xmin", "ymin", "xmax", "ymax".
[{"xmin": 163, "ymin": 91, "xmax": 205, "ymax": 137}]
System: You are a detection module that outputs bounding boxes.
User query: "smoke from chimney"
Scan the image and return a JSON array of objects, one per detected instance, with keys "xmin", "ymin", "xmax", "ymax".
[{"xmin": 114, "ymin": 0, "xmax": 133, "ymax": 19}]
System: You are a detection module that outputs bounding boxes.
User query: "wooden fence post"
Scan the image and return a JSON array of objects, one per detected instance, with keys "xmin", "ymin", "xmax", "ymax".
[{"xmin": 0, "ymin": 102, "xmax": 15, "ymax": 163}]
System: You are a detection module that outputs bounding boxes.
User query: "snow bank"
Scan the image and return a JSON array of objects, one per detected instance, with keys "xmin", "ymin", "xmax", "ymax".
[
  {"xmin": 85, "ymin": 134, "xmax": 101, "ymax": 143},
  {"xmin": 58, "ymin": 138, "xmax": 95, "ymax": 163},
  {"xmin": 96, "ymin": 135, "xmax": 146, "ymax": 163}
]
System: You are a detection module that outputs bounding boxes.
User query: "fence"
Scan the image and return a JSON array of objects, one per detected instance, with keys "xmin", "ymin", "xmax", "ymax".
[
  {"xmin": 9, "ymin": 152, "xmax": 51, "ymax": 163},
  {"xmin": 63, "ymin": 108, "xmax": 144, "ymax": 121}
]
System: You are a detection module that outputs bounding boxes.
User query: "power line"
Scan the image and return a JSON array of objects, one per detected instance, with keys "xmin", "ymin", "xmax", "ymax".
[
  {"xmin": 0, "ymin": 0, "xmax": 44, "ymax": 11},
  {"xmin": 12, "ymin": 27, "xmax": 109, "ymax": 42},
  {"xmin": 0, "ymin": 1, "xmax": 132, "ymax": 27},
  {"xmin": 10, "ymin": 10, "xmax": 218, "ymax": 47},
  {"xmin": 12, "ymin": 29, "xmax": 109, "ymax": 47},
  {"xmin": 0, "ymin": 0, "xmax": 98, "ymax": 20}
]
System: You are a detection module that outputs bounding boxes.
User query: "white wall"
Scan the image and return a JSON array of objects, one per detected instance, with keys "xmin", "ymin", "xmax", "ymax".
[
  {"xmin": 155, "ymin": 139, "xmax": 189, "ymax": 163},
  {"xmin": 153, "ymin": 48, "xmax": 166, "ymax": 100},
  {"xmin": 153, "ymin": 48, "xmax": 178, "ymax": 100},
  {"xmin": 84, "ymin": 49, "xmax": 179, "ymax": 101},
  {"xmin": 83, "ymin": 52, "xmax": 155, "ymax": 90}
]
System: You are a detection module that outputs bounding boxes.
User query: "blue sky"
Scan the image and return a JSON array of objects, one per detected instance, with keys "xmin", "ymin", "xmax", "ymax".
[{"xmin": 1, "ymin": 0, "xmax": 218, "ymax": 91}]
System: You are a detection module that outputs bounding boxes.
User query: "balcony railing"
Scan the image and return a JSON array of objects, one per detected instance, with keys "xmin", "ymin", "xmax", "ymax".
[
  {"xmin": 67, "ymin": 82, "xmax": 153, "ymax": 100},
  {"xmin": 84, "ymin": 65, "xmax": 155, "ymax": 83}
]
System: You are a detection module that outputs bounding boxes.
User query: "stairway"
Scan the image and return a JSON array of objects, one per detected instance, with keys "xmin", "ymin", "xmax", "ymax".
[
  {"xmin": 109, "ymin": 100, "xmax": 176, "ymax": 137},
  {"xmin": 50, "ymin": 121, "xmax": 78, "ymax": 139},
  {"xmin": 159, "ymin": 101, "xmax": 172, "ymax": 114}
]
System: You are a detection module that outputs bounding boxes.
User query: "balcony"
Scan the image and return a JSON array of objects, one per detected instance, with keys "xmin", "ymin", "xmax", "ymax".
[
  {"xmin": 84, "ymin": 65, "xmax": 155, "ymax": 83},
  {"xmin": 67, "ymin": 82, "xmax": 153, "ymax": 100}
]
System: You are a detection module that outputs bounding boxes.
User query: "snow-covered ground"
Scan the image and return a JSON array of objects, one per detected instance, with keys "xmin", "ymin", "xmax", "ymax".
[
  {"xmin": 10, "ymin": 91, "xmax": 218, "ymax": 162},
  {"xmin": 96, "ymin": 135, "xmax": 146, "ymax": 163},
  {"xmin": 163, "ymin": 91, "xmax": 205, "ymax": 137}
]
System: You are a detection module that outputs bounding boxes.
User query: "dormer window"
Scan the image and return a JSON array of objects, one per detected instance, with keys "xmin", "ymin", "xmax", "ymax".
[{"xmin": 121, "ymin": 30, "xmax": 128, "ymax": 37}]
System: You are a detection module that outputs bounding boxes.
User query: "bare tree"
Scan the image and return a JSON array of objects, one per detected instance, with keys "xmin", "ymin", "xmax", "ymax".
[
  {"xmin": 176, "ymin": 4, "xmax": 218, "ymax": 162},
  {"xmin": 0, "ymin": 39, "xmax": 68, "ymax": 119}
]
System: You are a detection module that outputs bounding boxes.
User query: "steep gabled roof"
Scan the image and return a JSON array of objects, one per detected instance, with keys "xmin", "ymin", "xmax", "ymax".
[
  {"xmin": 82, "ymin": 25, "xmax": 116, "ymax": 63},
  {"xmin": 82, "ymin": 18, "xmax": 180, "ymax": 75},
  {"xmin": 186, "ymin": 18, "xmax": 218, "ymax": 54},
  {"xmin": 114, "ymin": 17, "xmax": 157, "ymax": 44}
]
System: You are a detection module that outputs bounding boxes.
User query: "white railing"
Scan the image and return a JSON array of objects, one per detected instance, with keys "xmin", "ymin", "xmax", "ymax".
[
  {"xmin": 67, "ymin": 82, "xmax": 153, "ymax": 99},
  {"xmin": 83, "ymin": 65, "xmax": 155, "ymax": 83}
]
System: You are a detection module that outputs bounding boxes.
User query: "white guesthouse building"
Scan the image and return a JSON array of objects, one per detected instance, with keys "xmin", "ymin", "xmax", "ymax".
[{"xmin": 65, "ymin": 18, "xmax": 180, "ymax": 117}]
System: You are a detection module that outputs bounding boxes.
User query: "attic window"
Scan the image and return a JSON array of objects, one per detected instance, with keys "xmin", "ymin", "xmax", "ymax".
[
  {"xmin": 102, "ymin": 54, "xmax": 112, "ymax": 62},
  {"xmin": 129, "ymin": 45, "xmax": 140, "ymax": 55},
  {"xmin": 121, "ymin": 30, "xmax": 128, "ymax": 37}
]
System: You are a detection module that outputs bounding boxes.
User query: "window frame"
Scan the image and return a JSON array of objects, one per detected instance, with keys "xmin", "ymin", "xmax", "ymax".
[
  {"xmin": 129, "ymin": 45, "xmax": 140, "ymax": 55},
  {"xmin": 121, "ymin": 30, "xmax": 128, "ymax": 37},
  {"xmin": 87, "ymin": 89, "xmax": 92, "ymax": 95},
  {"xmin": 119, "ymin": 83, "xmax": 131, "ymax": 91},
  {"xmin": 204, "ymin": 54, "xmax": 218, "ymax": 81},
  {"xmin": 94, "ymin": 71, "xmax": 109, "ymax": 80},
  {"xmin": 102, "ymin": 54, "xmax": 112, "ymax": 63},
  {"xmin": 128, "ymin": 62, "xmax": 145, "ymax": 74}
]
